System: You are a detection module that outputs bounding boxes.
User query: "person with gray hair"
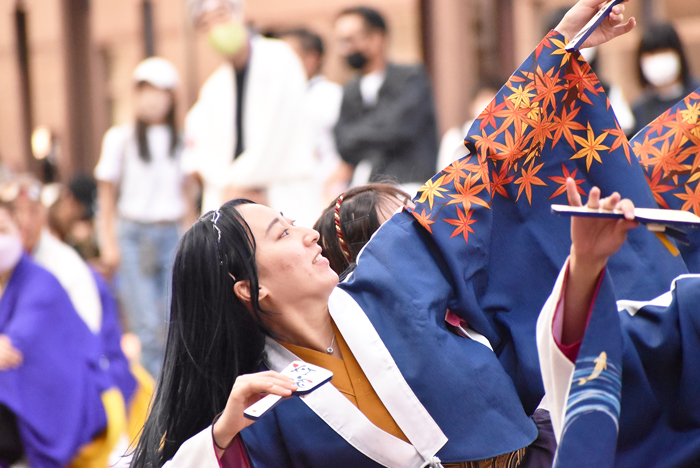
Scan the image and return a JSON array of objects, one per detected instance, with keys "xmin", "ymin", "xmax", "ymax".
[{"xmin": 182, "ymin": 0, "xmax": 317, "ymax": 225}]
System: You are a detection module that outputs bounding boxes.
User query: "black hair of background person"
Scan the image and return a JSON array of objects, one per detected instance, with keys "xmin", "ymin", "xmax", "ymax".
[
  {"xmin": 275, "ymin": 28, "xmax": 324, "ymax": 57},
  {"xmin": 130, "ymin": 199, "xmax": 273, "ymax": 468},
  {"xmin": 314, "ymin": 183, "xmax": 410, "ymax": 276},
  {"xmin": 68, "ymin": 173, "xmax": 98, "ymax": 220},
  {"xmin": 338, "ymin": 6, "xmax": 387, "ymax": 34}
]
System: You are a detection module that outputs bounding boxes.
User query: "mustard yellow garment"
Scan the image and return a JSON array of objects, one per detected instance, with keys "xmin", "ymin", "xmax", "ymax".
[
  {"xmin": 126, "ymin": 362, "xmax": 156, "ymax": 444},
  {"xmin": 280, "ymin": 322, "xmax": 408, "ymax": 443},
  {"xmin": 69, "ymin": 388, "xmax": 126, "ymax": 468}
]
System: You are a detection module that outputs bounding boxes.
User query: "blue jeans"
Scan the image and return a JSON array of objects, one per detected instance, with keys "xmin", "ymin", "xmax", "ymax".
[{"xmin": 117, "ymin": 219, "xmax": 180, "ymax": 377}]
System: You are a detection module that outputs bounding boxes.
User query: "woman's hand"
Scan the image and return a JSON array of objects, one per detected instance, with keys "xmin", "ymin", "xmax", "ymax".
[
  {"xmin": 562, "ymin": 178, "xmax": 638, "ymax": 345},
  {"xmin": 0, "ymin": 335, "xmax": 23, "ymax": 371},
  {"xmin": 556, "ymin": 0, "xmax": 636, "ymax": 48},
  {"xmin": 567, "ymin": 177, "xmax": 638, "ymax": 271},
  {"xmin": 212, "ymin": 371, "xmax": 297, "ymax": 457}
]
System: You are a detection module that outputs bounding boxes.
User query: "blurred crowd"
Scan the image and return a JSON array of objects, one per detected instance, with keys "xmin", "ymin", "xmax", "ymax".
[{"xmin": 0, "ymin": 0, "xmax": 698, "ymax": 466}]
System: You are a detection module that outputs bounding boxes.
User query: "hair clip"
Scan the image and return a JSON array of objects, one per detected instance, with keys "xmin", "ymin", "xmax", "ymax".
[
  {"xmin": 228, "ymin": 272, "xmax": 237, "ymax": 282},
  {"xmin": 211, "ymin": 210, "xmax": 222, "ymax": 243}
]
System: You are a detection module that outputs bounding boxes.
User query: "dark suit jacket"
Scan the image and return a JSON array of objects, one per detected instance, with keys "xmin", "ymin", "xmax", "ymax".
[{"xmin": 334, "ymin": 63, "xmax": 439, "ymax": 184}]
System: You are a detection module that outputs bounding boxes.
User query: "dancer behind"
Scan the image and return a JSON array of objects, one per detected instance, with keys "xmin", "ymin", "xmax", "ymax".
[
  {"xmin": 537, "ymin": 179, "xmax": 700, "ymax": 466},
  {"xmin": 314, "ymin": 183, "xmax": 410, "ymax": 276},
  {"xmin": 314, "ymin": 183, "xmax": 542, "ymax": 365},
  {"xmin": 131, "ymin": 1, "xmax": 633, "ymax": 467}
]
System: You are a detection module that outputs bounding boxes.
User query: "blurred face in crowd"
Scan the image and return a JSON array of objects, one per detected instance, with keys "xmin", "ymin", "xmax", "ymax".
[
  {"xmin": 335, "ymin": 13, "xmax": 385, "ymax": 72},
  {"xmin": 194, "ymin": 0, "xmax": 247, "ymax": 58},
  {"xmin": 0, "ymin": 206, "xmax": 24, "ymax": 275},
  {"xmin": 134, "ymin": 82, "xmax": 173, "ymax": 125},
  {"xmin": 49, "ymin": 189, "xmax": 83, "ymax": 239},
  {"xmin": 281, "ymin": 36, "xmax": 321, "ymax": 80},
  {"xmin": 13, "ymin": 190, "xmax": 47, "ymax": 253}
]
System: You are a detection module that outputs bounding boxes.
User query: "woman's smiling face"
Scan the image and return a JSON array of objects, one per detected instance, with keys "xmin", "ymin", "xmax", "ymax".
[{"xmin": 237, "ymin": 204, "xmax": 339, "ymax": 311}]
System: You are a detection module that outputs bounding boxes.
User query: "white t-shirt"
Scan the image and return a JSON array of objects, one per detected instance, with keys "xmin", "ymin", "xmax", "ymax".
[
  {"xmin": 307, "ymin": 76, "xmax": 343, "ymax": 181},
  {"xmin": 360, "ymin": 71, "xmax": 386, "ymax": 107},
  {"xmin": 94, "ymin": 123, "xmax": 185, "ymax": 223}
]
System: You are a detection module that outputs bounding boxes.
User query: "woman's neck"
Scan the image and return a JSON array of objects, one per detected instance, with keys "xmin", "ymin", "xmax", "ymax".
[{"xmin": 267, "ymin": 301, "xmax": 335, "ymax": 355}]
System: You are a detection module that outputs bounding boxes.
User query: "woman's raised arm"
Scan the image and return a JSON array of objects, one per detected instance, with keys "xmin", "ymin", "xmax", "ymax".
[{"xmin": 561, "ymin": 178, "xmax": 638, "ymax": 345}]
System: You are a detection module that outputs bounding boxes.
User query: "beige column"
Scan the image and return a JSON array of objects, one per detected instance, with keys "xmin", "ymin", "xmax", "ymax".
[
  {"xmin": 0, "ymin": 1, "xmax": 30, "ymax": 172},
  {"xmin": 425, "ymin": 0, "xmax": 477, "ymax": 134}
]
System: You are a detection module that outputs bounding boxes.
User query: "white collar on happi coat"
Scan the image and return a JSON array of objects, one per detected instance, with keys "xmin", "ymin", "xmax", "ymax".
[{"xmin": 264, "ymin": 287, "xmax": 448, "ymax": 468}]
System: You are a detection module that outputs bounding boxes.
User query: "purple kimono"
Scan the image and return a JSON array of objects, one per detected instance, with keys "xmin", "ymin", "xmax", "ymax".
[{"xmin": 0, "ymin": 255, "xmax": 108, "ymax": 467}]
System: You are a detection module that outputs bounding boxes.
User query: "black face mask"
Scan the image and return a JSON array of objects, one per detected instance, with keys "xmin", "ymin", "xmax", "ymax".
[{"xmin": 345, "ymin": 51, "xmax": 368, "ymax": 70}]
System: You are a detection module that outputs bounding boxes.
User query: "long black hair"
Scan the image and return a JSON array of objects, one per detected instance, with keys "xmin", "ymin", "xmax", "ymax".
[{"xmin": 130, "ymin": 199, "xmax": 270, "ymax": 467}]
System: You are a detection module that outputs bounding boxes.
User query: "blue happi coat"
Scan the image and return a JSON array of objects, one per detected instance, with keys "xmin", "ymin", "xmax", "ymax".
[
  {"xmin": 240, "ymin": 29, "xmax": 693, "ymax": 467},
  {"xmin": 241, "ymin": 211, "xmax": 537, "ymax": 466}
]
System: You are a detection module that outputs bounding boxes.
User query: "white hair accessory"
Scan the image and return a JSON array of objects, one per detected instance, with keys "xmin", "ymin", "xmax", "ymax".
[{"xmin": 211, "ymin": 210, "xmax": 222, "ymax": 243}]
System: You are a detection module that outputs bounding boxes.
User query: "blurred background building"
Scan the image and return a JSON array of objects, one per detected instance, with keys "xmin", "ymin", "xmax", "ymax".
[{"xmin": 1, "ymin": 0, "xmax": 699, "ymax": 180}]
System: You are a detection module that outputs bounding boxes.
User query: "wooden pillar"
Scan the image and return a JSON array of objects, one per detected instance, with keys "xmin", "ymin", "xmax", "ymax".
[
  {"xmin": 15, "ymin": 1, "xmax": 35, "ymax": 173},
  {"xmin": 61, "ymin": 0, "xmax": 93, "ymax": 177},
  {"xmin": 423, "ymin": 0, "xmax": 477, "ymax": 133}
]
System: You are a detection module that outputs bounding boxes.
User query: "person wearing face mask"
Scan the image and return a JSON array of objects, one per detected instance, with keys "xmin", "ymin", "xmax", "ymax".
[
  {"xmin": 332, "ymin": 7, "xmax": 438, "ymax": 196},
  {"xmin": 182, "ymin": 0, "xmax": 315, "ymax": 225},
  {"xmin": 0, "ymin": 203, "xmax": 121, "ymax": 468},
  {"xmin": 94, "ymin": 56, "xmax": 184, "ymax": 378},
  {"xmin": 631, "ymin": 23, "xmax": 700, "ymax": 136}
]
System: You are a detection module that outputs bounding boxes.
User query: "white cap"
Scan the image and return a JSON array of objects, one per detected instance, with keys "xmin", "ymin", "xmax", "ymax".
[{"xmin": 133, "ymin": 57, "xmax": 179, "ymax": 90}]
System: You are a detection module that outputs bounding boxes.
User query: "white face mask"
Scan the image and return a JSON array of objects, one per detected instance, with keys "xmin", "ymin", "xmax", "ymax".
[
  {"xmin": 135, "ymin": 86, "xmax": 173, "ymax": 124},
  {"xmin": 641, "ymin": 51, "xmax": 681, "ymax": 87},
  {"xmin": 0, "ymin": 234, "xmax": 23, "ymax": 274}
]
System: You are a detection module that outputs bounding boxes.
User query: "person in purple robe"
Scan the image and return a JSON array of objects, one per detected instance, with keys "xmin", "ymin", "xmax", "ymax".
[{"xmin": 0, "ymin": 203, "xmax": 109, "ymax": 468}]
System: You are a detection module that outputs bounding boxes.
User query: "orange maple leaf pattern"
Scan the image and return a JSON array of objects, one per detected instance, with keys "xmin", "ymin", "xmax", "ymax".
[
  {"xmin": 447, "ymin": 174, "xmax": 490, "ymax": 212},
  {"xmin": 410, "ymin": 30, "xmax": 656, "ymax": 245},
  {"xmin": 444, "ymin": 207, "xmax": 477, "ymax": 242},
  {"xmin": 571, "ymin": 122, "xmax": 609, "ymax": 170},
  {"xmin": 548, "ymin": 164, "xmax": 586, "ymax": 200},
  {"xmin": 632, "ymin": 90, "xmax": 700, "ymax": 218},
  {"xmin": 416, "ymin": 175, "xmax": 448, "ymax": 209},
  {"xmin": 515, "ymin": 160, "xmax": 547, "ymax": 204},
  {"xmin": 674, "ymin": 182, "xmax": 700, "ymax": 216}
]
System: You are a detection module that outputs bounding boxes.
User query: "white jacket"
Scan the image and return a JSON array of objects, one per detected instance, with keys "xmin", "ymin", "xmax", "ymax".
[{"xmin": 182, "ymin": 36, "xmax": 314, "ymax": 219}]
